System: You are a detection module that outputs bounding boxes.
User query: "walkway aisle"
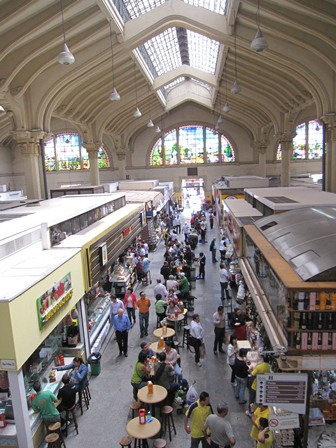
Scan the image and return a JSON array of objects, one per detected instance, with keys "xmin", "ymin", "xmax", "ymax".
[{"xmin": 63, "ymin": 211, "xmax": 254, "ymax": 448}]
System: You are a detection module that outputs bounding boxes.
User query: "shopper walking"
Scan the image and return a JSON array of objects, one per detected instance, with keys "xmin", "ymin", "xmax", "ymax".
[
  {"xmin": 210, "ymin": 238, "xmax": 218, "ymax": 262},
  {"xmin": 189, "ymin": 313, "xmax": 205, "ymax": 367},
  {"xmin": 212, "ymin": 306, "xmax": 225, "ymax": 355},
  {"xmin": 109, "ymin": 295, "xmax": 125, "ymax": 328},
  {"xmin": 137, "ymin": 291, "xmax": 151, "ymax": 337},
  {"xmin": 227, "ymin": 335, "xmax": 238, "ymax": 384},
  {"xmin": 197, "ymin": 252, "xmax": 206, "ymax": 279},
  {"xmin": 219, "ymin": 264, "xmax": 230, "ymax": 304},
  {"xmin": 114, "ymin": 308, "xmax": 131, "ymax": 357},
  {"xmin": 234, "ymin": 348, "xmax": 249, "ymax": 404},
  {"xmin": 203, "ymin": 402, "xmax": 236, "ymax": 448},
  {"xmin": 183, "ymin": 222, "xmax": 190, "ymax": 243},
  {"xmin": 184, "ymin": 391, "xmax": 213, "ymax": 448},
  {"xmin": 123, "ymin": 287, "xmax": 137, "ymax": 326}
]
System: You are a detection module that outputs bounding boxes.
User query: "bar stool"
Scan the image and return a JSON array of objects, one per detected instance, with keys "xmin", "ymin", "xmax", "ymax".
[
  {"xmin": 129, "ymin": 401, "xmax": 141, "ymax": 418},
  {"xmin": 45, "ymin": 433, "xmax": 62, "ymax": 448},
  {"xmin": 160, "ymin": 405, "xmax": 176, "ymax": 442},
  {"xmin": 156, "ymin": 315, "xmax": 161, "ymax": 328},
  {"xmin": 119, "ymin": 435, "xmax": 133, "ymax": 448},
  {"xmin": 182, "ymin": 326, "xmax": 190, "ymax": 348},
  {"xmin": 153, "ymin": 439, "xmax": 166, "ymax": 448},
  {"xmin": 64, "ymin": 404, "xmax": 79, "ymax": 437},
  {"xmin": 48, "ymin": 422, "xmax": 66, "ymax": 448},
  {"xmin": 78, "ymin": 385, "xmax": 90, "ymax": 415}
]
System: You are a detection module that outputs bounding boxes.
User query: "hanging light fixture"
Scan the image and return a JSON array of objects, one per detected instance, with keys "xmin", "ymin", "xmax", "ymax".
[
  {"xmin": 155, "ymin": 125, "xmax": 161, "ymax": 133},
  {"xmin": 57, "ymin": 0, "xmax": 75, "ymax": 65},
  {"xmin": 223, "ymin": 103, "xmax": 230, "ymax": 113},
  {"xmin": 64, "ymin": 119, "xmax": 70, "ymax": 144},
  {"xmin": 231, "ymin": 24, "xmax": 241, "ymax": 94},
  {"xmin": 223, "ymin": 65, "xmax": 230, "ymax": 113},
  {"xmin": 147, "ymin": 120, "xmax": 154, "ymax": 128},
  {"xmin": 108, "ymin": 20, "xmax": 120, "ymax": 101},
  {"xmin": 250, "ymin": 0, "xmax": 268, "ymax": 52},
  {"xmin": 133, "ymin": 59, "xmax": 142, "ymax": 118}
]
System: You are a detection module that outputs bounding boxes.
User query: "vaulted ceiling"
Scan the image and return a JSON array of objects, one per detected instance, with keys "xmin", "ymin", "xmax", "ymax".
[{"xmin": 0, "ymin": 0, "xmax": 335, "ymax": 146}]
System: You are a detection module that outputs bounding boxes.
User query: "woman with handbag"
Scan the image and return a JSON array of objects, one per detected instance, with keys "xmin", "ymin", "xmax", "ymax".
[{"xmin": 189, "ymin": 313, "xmax": 204, "ymax": 367}]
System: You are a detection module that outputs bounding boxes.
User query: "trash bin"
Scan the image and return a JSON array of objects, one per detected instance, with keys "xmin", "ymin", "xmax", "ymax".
[
  {"xmin": 88, "ymin": 352, "xmax": 102, "ymax": 376},
  {"xmin": 190, "ymin": 277, "xmax": 196, "ymax": 290},
  {"xmin": 190, "ymin": 267, "xmax": 196, "ymax": 278}
]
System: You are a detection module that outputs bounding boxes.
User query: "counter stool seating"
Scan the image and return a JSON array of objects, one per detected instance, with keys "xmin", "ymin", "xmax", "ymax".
[
  {"xmin": 119, "ymin": 435, "xmax": 133, "ymax": 448},
  {"xmin": 182, "ymin": 326, "xmax": 190, "ymax": 349},
  {"xmin": 47, "ymin": 422, "xmax": 66, "ymax": 448},
  {"xmin": 45, "ymin": 433, "xmax": 62, "ymax": 448},
  {"xmin": 64, "ymin": 404, "xmax": 79, "ymax": 437},
  {"xmin": 172, "ymin": 340, "xmax": 180, "ymax": 354},
  {"xmin": 160, "ymin": 405, "xmax": 176, "ymax": 442},
  {"xmin": 156, "ymin": 315, "xmax": 162, "ymax": 328},
  {"xmin": 130, "ymin": 401, "xmax": 141, "ymax": 419},
  {"xmin": 153, "ymin": 439, "xmax": 167, "ymax": 448},
  {"xmin": 78, "ymin": 385, "xmax": 90, "ymax": 415}
]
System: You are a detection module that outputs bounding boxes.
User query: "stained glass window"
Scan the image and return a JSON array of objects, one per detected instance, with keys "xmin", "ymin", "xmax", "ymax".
[
  {"xmin": 44, "ymin": 138, "xmax": 57, "ymax": 172},
  {"xmin": 151, "ymin": 139, "xmax": 163, "ymax": 165},
  {"xmin": 221, "ymin": 136, "xmax": 234, "ymax": 162},
  {"xmin": 179, "ymin": 125, "xmax": 204, "ymax": 164},
  {"xmin": 205, "ymin": 127, "xmax": 220, "ymax": 163},
  {"xmin": 164, "ymin": 130, "xmax": 178, "ymax": 165},
  {"xmin": 293, "ymin": 123, "xmax": 306, "ymax": 159},
  {"xmin": 308, "ymin": 120, "xmax": 323, "ymax": 159}
]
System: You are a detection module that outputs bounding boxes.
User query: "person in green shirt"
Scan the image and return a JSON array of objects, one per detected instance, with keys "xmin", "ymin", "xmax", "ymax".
[
  {"xmin": 155, "ymin": 293, "xmax": 166, "ymax": 321},
  {"xmin": 130, "ymin": 351, "xmax": 151, "ymax": 400},
  {"xmin": 177, "ymin": 272, "xmax": 190, "ymax": 301},
  {"xmin": 31, "ymin": 380, "xmax": 60, "ymax": 429}
]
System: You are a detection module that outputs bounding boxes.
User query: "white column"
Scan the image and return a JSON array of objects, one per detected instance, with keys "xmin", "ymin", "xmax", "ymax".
[
  {"xmin": 7, "ymin": 370, "xmax": 34, "ymax": 448},
  {"xmin": 256, "ymin": 140, "xmax": 268, "ymax": 178},
  {"xmin": 279, "ymin": 132, "xmax": 295, "ymax": 187},
  {"xmin": 321, "ymin": 114, "xmax": 336, "ymax": 192},
  {"xmin": 84, "ymin": 143, "xmax": 100, "ymax": 186},
  {"xmin": 116, "ymin": 152, "xmax": 126, "ymax": 180}
]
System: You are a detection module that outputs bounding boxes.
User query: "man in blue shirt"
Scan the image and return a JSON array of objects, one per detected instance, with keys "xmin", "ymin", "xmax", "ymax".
[{"xmin": 113, "ymin": 308, "xmax": 131, "ymax": 357}]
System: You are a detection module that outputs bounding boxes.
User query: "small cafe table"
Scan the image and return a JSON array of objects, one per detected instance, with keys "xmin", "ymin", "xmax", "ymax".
[
  {"xmin": 166, "ymin": 313, "xmax": 185, "ymax": 334},
  {"xmin": 149, "ymin": 341, "xmax": 165, "ymax": 355},
  {"xmin": 126, "ymin": 416, "xmax": 161, "ymax": 448},
  {"xmin": 153, "ymin": 327, "xmax": 175, "ymax": 339},
  {"xmin": 137, "ymin": 384, "xmax": 168, "ymax": 417}
]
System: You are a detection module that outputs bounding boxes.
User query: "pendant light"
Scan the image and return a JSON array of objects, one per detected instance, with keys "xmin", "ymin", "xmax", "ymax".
[
  {"xmin": 57, "ymin": 0, "xmax": 75, "ymax": 65},
  {"xmin": 223, "ymin": 65, "xmax": 230, "ymax": 113},
  {"xmin": 133, "ymin": 59, "xmax": 142, "ymax": 118},
  {"xmin": 155, "ymin": 125, "xmax": 161, "ymax": 133},
  {"xmin": 231, "ymin": 24, "xmax": 241, "ymax": 94},
  {"xmin": 250, "ymin": 0, "xmax": 268, "ymax": 52},
  {"xmin": 108, "ymin": 20, "xmax": 120, "ymax": 101},
  {"xmin": 147, "ymin": 120, "xmax": 154, "ymax": 128}
]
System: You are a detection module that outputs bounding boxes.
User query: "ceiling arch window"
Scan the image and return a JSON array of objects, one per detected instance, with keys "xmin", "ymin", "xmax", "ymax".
[
  {"xmin": 150, "ymin": 124, "xmax": 235, "ymax": 166},
  {"xmin": 276, "ymin": 120, "xmax": 323, "ymax": 161},
  {"xmin": 44, "ymin": 133, "xmax": 110, "ymax": 171}
]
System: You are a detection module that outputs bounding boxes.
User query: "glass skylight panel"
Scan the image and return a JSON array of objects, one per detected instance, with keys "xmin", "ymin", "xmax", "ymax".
[
  {"xmin": 119, "ymin": 0, "xmax": 167, "ymax": 20},
  {"xmin": 144, "ymin": 28, "xmax": 182, "ymax": 76},
  {"xmin": 183, "ymin": 0, "xmax": 227, "ymax": 15},
  {"xmin": 188, "ymin": 30, "xmax": 219, "ymax": 75},
  {"xmin": 163, "ymin": 77, "xmax": 185, "ymax": 91}
]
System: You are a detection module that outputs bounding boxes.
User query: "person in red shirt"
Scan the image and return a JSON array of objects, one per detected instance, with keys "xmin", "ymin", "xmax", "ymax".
[{"xmin": 123, "ymin": 287, "xmax": 137, "ymax": 326}]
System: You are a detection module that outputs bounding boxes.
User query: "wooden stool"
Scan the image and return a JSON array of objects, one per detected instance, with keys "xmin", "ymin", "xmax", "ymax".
[
  {"xmin": 45, "ymin": 433, "xmax": 62, "ymax": 448},
  {"xmin": 161, "ymin": 405, "xmax": 176, "ymax": 442},
  {"xmin": 48, "ymin": 422, "xmax": 66, "ymax": 447},
  {"xmin": 173, "ymin": 340, "xmax": 180, "ymax": 354},
  {"xmin": 119, "ymin": 435, "xmax": 133, "ymax": 448},
  {"xmin": 78, "ymin": 385, "xmax": 90, "ymax": 415},
  {"xmin": 64, "ymin": 404, "xmax": 79, "ymax": 437},
  {"xmin": 182, "ymin": 326, "xmax": 190, "ymax": 348},
  {"xmin": 156, "ymin": 315, "xmax": 161, "ymax": 328},
  {"xmin": 130, "ymin": 401, "xmax": 141, "ymax": 418},
  {"xmin": 153, "ymin": 438, "xmax": 167, "ymax": 448}
]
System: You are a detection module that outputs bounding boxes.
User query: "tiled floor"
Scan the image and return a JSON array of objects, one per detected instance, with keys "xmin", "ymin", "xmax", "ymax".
[{"xmin": 62, "ymin": 210, "xmax": 257, "ymax": 448}]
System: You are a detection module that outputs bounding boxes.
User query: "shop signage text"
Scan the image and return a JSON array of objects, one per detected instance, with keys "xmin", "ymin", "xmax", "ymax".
[
  {"xmin": 0, "ymin": 359, "xmax": 16, "ymax": 370},
  {"xmin": 37, "ymin": 273, "xmax": 73, "ymax": 329}
]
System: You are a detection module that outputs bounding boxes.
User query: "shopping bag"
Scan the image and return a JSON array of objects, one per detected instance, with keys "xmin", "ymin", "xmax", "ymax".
[
  {"xmin": 199, "ymin": 343, "xmax": 206, "ymax": 359},
  {"xmin": 186, "ymin": 384, "xmax": 198, "ymax": 405}
]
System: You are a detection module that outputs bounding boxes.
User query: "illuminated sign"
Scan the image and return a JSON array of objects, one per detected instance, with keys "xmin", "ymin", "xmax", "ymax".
[
  {"xmin": 121, "ymin": 226, "xmax": 131, "ymax": 240},
  {"xmin": 37, "ymin": 273, "xmax": 73, "ymax": 329}
]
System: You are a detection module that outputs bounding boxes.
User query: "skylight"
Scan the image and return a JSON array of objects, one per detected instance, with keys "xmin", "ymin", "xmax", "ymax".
[{"xmin": 183, "ymin": 0, "xmax": 227, "ymax": 15}]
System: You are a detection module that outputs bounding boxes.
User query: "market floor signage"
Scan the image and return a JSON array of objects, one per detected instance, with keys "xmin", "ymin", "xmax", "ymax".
[{"xmin": 37, "ymin": 273, "xmax": 73, "ymax": 329}]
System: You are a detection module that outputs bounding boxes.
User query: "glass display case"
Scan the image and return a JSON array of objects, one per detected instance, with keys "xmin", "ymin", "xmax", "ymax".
[{"xmin": 86, "ymin": 291, "xmax": 110, "ymax": 346}]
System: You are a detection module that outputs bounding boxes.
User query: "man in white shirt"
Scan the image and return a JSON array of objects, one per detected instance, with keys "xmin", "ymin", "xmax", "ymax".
[
  {"xmin": 219, "ymin": 264, "xmax": 230, "ymax": 305},
  {"xmin": 109, "ymin": 295, "xmax": 124, "ymax": 326},
  {"xmin": 213, "ymin": 306, "xmax": 226, "ymax": 355},
  {"xmin": 153, "ymin": 279, "xmax": 168, "ymax": 299},
  {"xmin": 166, "ymin": 275, "xmax": 178, "ymax": 292},
  {"xmin": 182, "ymin": 222, "xmax": 190, "ymax": 242},
  {"xmin": 189, "ymin": 314, "xmax": 205, "ymax": 367}
]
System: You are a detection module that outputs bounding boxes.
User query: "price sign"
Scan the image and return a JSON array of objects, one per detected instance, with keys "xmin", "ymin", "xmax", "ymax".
[{"xmin": 257, "ymin": 373, "xmax": 308, "ymax": 414}]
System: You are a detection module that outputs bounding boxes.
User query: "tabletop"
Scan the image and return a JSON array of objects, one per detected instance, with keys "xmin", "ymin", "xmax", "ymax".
[
  {"xmin": 137, "ymin": 384, "xmax": 168, "ymax": 405},
  {"xmin": 149, "ymin": 341, "xmax": 165, "ymax": 354},
  {"xmin": 153, "ymin": 327, "xmax": 175, "ymax": 339},
  {"xmin": 126, "ymin": 416, "xmax": 161, "ymax": 440},
  {"xmin": 166, "ymin": 313, "xmax": 184, "ymax": 322}
]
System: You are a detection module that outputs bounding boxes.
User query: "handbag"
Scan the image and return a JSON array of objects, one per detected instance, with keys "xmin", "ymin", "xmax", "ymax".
[{"xmin": 199, "ymin": 343, "xmax": 206, "ymax": 359}]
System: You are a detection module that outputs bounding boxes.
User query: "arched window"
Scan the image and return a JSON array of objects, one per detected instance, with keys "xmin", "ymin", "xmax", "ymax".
[
  {"xmin": 149, "ymin": 125, "xmax": 235, "ymax": 166},
  {"xmin": 276, "ymin": 119, "xmax": 323, "ymax": 160},
  {"xmin": 44, "ymin": 133, "xmax": 110, "ymax": 171}
]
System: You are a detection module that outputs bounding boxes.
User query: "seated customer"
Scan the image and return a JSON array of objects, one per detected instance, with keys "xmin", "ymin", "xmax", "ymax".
[
  {"xmin": 140, "ymin": 342, "xmax": 155, "ymax": 359},
  {"xmin": 155, "ymin": 293, "xmax": 166, "ymax": 322},
  {"xmin": 57, "ymin": 373, "xmax": 77, "ymax": 430},
  {"xmin": 131, "ymin": 351, "xmax": 151, "ymax": 400},
  {"xmin": 152, "ymin": 352, "xmax": 179, "ymax": 404},
  {"xmin": 31, "ymin": 380, "xmax": 60, "ymax": 430},
  {"xmin": 53, "ymin": 357, "xmax": 89, "ymax": 392},
  {"xmin": 165, "ymin": 341, "xmax": 182, "ymax": 383}
]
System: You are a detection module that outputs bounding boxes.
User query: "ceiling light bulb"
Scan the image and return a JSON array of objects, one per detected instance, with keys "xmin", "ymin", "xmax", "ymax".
[
  {"xmin": 57, "ymin": 43, "xmax": 75, "ymax": 65},
  {"xmin": 147, "ymin": 120, "xmax": 154, "ymax": 128},
  {"xmin": 231, "ymin": 80, "xmax": 241, "ymax": 94},
  {"xmin": 217, "ymin": 116, "xmax": 224, "ymax": 124},
  {"xmin": 155, "ymin": 126, "xmax": 161, "ymax": 133},
  {"xmin": 133, "ymin": 107, "xmax": 142, "ymax": 118},
  {"xmin": 223, "ymin": 103, "xmax": 230, "ymax": 113},
  {"xmin": 250, "ymin": 28, "xmax": 268, "ymax": 52},
  {"xmin": 109, "ymin": 88, "xmax": 120, "ymax": 101}
]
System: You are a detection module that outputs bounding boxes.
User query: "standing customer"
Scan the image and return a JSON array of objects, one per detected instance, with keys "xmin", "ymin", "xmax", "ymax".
[
  {"xmin": 114, "ymin": 308, "xmax": 131, "ymax": 357},
  {"xmin": 137, "ymin": 291, "xmax": 151, "ymax": 337},
  {"xmin": 123, "ymin": 287, "xmax": 137, "ymax": 326},
  {"xmin": 109, "ymin": 295, "xmax": 124, "ymax": 326},
  {"xmin": 247, "ymin": 354, "xmax": 271, "ymax": 416},
  {"xmin": 32, "ymin": 380, "xmax": 60, "ymax": 430},
  {"xmin": 210, "ymin": 238, "xmax": 218, "ymax": 262},
  {"xmin": 154, "ymin": 278, "xmax": 168, "ymax": 299},
  {"xmin": 189, "ymin": 313, "xmax": 205, "ymax": 367},
  {"xmin": 184, "ymin": 391, "xmax": 213, "ymax": 448},
  {"xmin": 219, "ymin": 264, "xmax": 230, "ymax": 304},
  {"xmin": 234, "ymin": 349, "xmax": 249, "ymax": 404},
  {"xmin": 197, "ymin": 252, "xmax": 206, "ymax": 280},
  {"xmin": 227, "ymin": 335, "xmax": 238, "ymax": 384},
  {"xmin": 250, "ymin": 404, "xmax": 271, "ymax": 444},
  {"xmin": 203, "ymin": 402, "xmax": 236, "ymax": 448},
  {"xmin": 212, "ymin": 306, "xmax": 225, "ymax": 355}
]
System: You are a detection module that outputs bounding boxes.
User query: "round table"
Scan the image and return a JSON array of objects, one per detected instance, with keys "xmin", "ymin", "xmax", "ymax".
[
  {"xmin": 153, "ymin": 327, "xmax": 175, "ymax": 339},
  {"xmin": 166, "ymin": 313, "xmax": 185, "ymax": 334},
  {"xmin": 149, "ymin": 341, "xmax": 165, "ymax": 354},
  {"xmin": 126, "ymin": 416, "xmax": 161, "ymax": 448},
  {"xmin": 137, "ymin": 384, "xmax": 168, "ymax": 417}
]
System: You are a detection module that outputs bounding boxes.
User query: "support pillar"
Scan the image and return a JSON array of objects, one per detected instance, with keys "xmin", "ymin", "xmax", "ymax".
[
  {"xmin": 279, "ymin": 132, "xmax": 295, "ymax": 187},
  {"xmin": 321, "ymin": 114, "xmax": 336, "ymax": 193},
  {"xmin": 256, "ymin": 140, "xmax": 268, "ymax": 177},
  {"xmin": 13, "ymin": 131, "xmax": 45, "ymax": 200},
  {"xmin": 116, "ymin": 151, "xmax": 126, "ymax": 180},
  {"xmin": 7, "ymin": 369, "xmax": 34, "ymax": 448},
  {"xmin": 83, "ymin": 143, "xmax": 100, "ymax": 186}
]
